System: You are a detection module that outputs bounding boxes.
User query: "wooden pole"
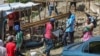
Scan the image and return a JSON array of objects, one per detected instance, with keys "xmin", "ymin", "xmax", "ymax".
[
  {"xmin": 27, "ymin": 9, "xmax": 30, "ymax": 23},
  {"xmin": 0, "ymin": 11, "xmax": 4, "ymax": 40},
  {"xmin": 85, "ymin": 0, "xmax": 86, "ymax": 11},
  {"xmin": 44, "ymin": 0, "xmax": 47, "ymax": 18},
  {"xmin": 31, "ymin": 6, "xmax": 33, "ymax": 22},
  {"xmin": 38, "ymin": 5, "xmax": 41, "ymax": 20},
  {"xmin": 89, "ymin": 0, "xmax": 90, "ymax": 13},
  {"xmin": 19, "ymin": 0, "xmax": 22, "ymax": 29},
  {"xmin": 66, "ymin": 0, "xmax": 68, "ymax": 13}
]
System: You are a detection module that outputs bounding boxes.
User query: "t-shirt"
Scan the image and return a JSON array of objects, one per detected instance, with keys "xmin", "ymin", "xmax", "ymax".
[
  {"xmin": 66, "ymin": 14, "xmax": 75, "ymax": 32},
  {"xmin": 16, "ymin": 31, "xmax": 23, "ymax": 48},
  {"xmin": 6, "ymin": 42, "xmax": 16, "ymax": 56},
  {"xmin": 44, "ymin": 22, "xmax": 53, "ymax": 39}
]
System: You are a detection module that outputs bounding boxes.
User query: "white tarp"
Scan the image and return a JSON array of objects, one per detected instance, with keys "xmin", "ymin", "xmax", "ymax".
[
  {"xmin": 0, "ymin": 4, "xmax": 11, "ymax": 11},
  {"xmin": 0, "ymin": 2, "xmax": 40, "ymax": 17},
  {"xmin": 0, "ymin": 2, "xmax": 40, "ymax": 11},
  {"xmin": 10, "ymin": 2, "xmax": 26, "ymax": 9},
  {"xmin": 25, "ymin": 2, "xmax": 39, "ymax": 7}
]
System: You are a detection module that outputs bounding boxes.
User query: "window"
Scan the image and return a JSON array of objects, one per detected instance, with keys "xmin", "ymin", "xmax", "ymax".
[
  {"xmin": 84, "ymin": 41, "xmax": 100, "ymax": 54},
  {"xmin": 89, "ymin": 41, "xmax": 100, "ymax": 54}
]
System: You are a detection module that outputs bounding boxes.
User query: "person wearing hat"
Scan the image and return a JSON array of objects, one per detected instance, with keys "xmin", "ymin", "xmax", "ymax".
[{"xmin": 43, "ymin": 18, "xmax": 55, "ymax": 56}]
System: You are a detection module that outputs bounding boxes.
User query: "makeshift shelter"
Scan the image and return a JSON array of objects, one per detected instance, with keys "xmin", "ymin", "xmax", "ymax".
[{"xmin": 0, "ymin": 2, "xmax": 40, "ymax": 40}]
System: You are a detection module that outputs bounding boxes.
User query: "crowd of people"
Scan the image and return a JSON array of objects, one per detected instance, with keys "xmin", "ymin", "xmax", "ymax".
[
  {"xmin": 0, "ymin": 0, "xmax": 98, "ymax": 56},
  {"xmin": 0, "ymin": 24, "xmax": 24, "ymax": 56},
  {"xmin": 42, "ymin": 10, "xmax": 97, "ymax": 56}
]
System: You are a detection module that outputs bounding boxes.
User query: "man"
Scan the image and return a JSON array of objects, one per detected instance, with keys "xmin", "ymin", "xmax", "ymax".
[
  {"xmin": 48, "ymin": 0, "xmax": 58, "ymax": 16},
  {"xmin": 62, "ymin": 11, "xmax": 75, "ymax": 46},
  {"xmin": 43, "ymin": 18, "xmax": 55, "ymax": 56},
  {"xmin": 6, "ymin": 37, "xmax": 16, "ymax": 56}
]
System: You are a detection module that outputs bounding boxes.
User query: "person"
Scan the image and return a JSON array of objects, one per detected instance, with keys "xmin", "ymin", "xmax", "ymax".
[
  {"xmin": 7, "ymin": 13, "xmax": 15, "ymax": 32},
  {"xmin": 62, "ymin": 11, "xmax": 75, "ymax": 46},
  {"xmin": 6, "ymin": 33, "xmax": 14, "ymax": 43},
  {"xmin": 69, "ymin": 0, "xmax": 77, "ymax": 10},
  {"xmin": 0, "ymin": 39, "xmax": 7, "ymax": 56},
  {"xmin": 15, "ymin": 25, "xmax": 24, "ymax": 56},
  {"xmin": 82, "ymin": 18, "xmax": 94, "ymax": 41},
  {"xmin": 48, "ymin": 0, "xmax": 58, "ymax": 16},
  {"xmin": 43, "ymin": 18, "xmax": 55, "ymax": 56},
  {"xmin": 6, "ymin": 36, "xmax": 16, "ymax": 56}
]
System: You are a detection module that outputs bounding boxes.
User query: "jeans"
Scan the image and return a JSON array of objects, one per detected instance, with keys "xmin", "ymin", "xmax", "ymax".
[
  {"xmin": 44, "ymin": 38, "xmax": 53, "ymax": 56},
  {"xmin": 62, "ymin": 32, "xmax": 74, "ymax": 46},
  {"xmin": 48, "ymin": 6, "xmax": 58, "ymax": 16}
]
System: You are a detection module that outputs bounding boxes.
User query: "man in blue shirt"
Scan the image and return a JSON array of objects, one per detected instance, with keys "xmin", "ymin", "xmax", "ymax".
[{"xmin": 62, "ymin": 11, "xmax": 75, "ymax": 46}]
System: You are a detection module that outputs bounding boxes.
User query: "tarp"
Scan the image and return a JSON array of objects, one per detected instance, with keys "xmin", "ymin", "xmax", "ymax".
[
  {"xmin": 0, "ymin": 2, "xmax": 40, "ymax": 11},
  {"xmin": 25, "ymin": 2, "xmax": 40, "ymax": 7},
  {"xmin": 0, "ymin": 4, "xmax": 11, "ymax": 11},
  {"xmin": 0, "ymin": 2, "xmax": 40, "ymax": 17}
]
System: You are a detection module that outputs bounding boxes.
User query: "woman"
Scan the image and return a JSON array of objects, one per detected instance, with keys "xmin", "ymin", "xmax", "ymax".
[{"xmin": 82, "ymin": 18, "xmax": 94, "ymax": 41}]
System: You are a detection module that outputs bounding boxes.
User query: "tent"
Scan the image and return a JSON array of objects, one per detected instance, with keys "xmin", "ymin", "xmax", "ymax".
[{"xmin": 0, "ymin": 2, "xmax": 40, "ymax": 40}]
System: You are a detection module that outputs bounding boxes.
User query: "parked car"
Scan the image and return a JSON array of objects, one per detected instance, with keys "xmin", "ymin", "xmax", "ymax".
[{"xmin": 62, "ymin": 36, "xmax": 100, "ymax": 56}]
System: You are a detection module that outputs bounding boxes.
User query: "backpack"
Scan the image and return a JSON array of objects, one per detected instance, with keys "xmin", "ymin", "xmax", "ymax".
[{"xmin": 89, "ymin": 16, "xmax": 97, "ymax": 28}]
